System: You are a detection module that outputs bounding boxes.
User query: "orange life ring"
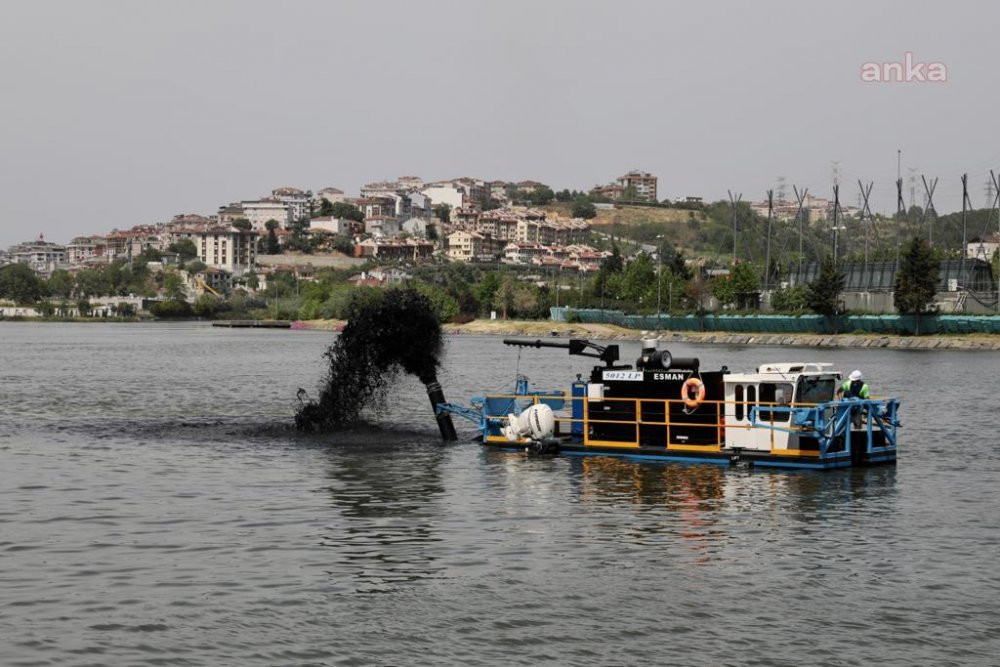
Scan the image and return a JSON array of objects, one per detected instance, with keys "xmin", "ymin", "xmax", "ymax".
[{"xmin": 681, "ymin": 377, "xmax": 706, "ymax": 409}]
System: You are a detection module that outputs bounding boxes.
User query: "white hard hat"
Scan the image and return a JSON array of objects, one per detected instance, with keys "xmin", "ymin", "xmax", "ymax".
[{"xmin": 849, "ymin": 370, "xmax": 863, "ymax": 381}]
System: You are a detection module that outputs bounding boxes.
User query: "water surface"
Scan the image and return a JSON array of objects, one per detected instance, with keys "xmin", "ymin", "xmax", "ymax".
[{"xmin": 1, "ymin": 322, "xmax": 998, "ymax": 665}]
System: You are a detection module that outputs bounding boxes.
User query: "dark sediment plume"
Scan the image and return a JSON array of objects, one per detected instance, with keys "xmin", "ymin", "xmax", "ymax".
[{"xmin": 295, "ymin": 287, "xmax": 449, "ymax": 434}]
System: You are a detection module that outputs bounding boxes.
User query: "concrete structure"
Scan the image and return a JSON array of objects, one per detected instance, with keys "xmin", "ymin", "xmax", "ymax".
[
  {"xmin": 401, "ymin": 217, "xmax": 429, "ymax": 238},
  {"xmin": 967, "ymin": 234, "xmax": 999, "ymax": 262},
  {"xmin": 354, "ymin": 238, "xmax": 434, "ymax": 262},
  {"xmin": 356, "ymin": 196, "xmax": 397, "ymax": 219},
  {"xmin": 365, "ymin": 216, "xmax": 402, "ymax": 238}
]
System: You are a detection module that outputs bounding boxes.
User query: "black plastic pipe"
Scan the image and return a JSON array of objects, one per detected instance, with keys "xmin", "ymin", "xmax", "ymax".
[{"xmin": 425, "ymin": 379, "xmax": 457, "ymax": 441}]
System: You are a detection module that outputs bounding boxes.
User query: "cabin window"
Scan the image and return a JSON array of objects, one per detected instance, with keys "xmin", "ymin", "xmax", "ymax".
[
  {"xmin": 796, "ymin": 377, "xmax": 836, "ymax": 405},
  {"xmin": 758, "ymin": 382, "xmax": 794, "ymax": 423},
  {"xmin": 734, "ymin": 385, "xmax": 744, "ymax": 421},
  {"xmin": 746, "ymin": 385, "xmax": 756, "ymax": 421}
]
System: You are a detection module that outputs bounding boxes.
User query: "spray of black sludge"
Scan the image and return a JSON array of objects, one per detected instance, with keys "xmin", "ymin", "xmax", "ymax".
[{"xmin": 295, "ymin": 288, "xmax": 457, "ymax": 441}]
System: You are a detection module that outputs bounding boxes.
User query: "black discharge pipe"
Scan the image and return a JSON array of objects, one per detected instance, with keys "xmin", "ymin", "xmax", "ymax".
[{"xmin": 425, "ymin": 378, "xmax": 457, "ymax": 441}]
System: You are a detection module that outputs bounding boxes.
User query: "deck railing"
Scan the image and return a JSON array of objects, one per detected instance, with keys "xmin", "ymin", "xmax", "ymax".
[{"xmin": 456, "ymin": 391, "xmax": 899, "ymax": 459}]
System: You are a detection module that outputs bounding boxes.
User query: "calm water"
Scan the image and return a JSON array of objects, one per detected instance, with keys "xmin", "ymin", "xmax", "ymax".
[{"xmin": 1, "ymin": 322, "xmax": 999, "ymax": 666}]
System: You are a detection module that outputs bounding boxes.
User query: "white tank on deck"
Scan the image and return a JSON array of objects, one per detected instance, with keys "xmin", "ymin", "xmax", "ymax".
[{"xmin": 503, "ymin": 404, "xmax": 556, "ymax": 442}]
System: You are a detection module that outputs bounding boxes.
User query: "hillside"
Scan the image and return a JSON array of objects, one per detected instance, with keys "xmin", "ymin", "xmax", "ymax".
[{"xmin": 542, "ymin": 202, "xmax": 709, "ymax": 254}]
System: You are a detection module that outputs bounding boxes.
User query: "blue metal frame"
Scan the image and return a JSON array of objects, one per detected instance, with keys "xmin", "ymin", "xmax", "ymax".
[{"xmin": 748, "ymin": 398, "xmax": 899, "ymax": 461}]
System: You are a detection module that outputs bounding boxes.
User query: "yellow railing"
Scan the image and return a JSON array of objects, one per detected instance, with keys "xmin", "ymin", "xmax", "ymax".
[{"xmin": 483, "ymin": 392, "xmax": 826, "ymax": 456}]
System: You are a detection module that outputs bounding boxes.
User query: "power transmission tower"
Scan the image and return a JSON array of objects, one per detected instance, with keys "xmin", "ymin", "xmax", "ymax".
[
  {"xmin": 987, "ymin": 177, "xmax": 996, "ymax": 209},
  {"xmin": 764, "ymin": 190, "xmax": 774, "ymax": 291},
  {"xmin": 858, "ymin": 180, "xmax": 874, "ymax": 273},
  {"xmin": 831, "ymin": 161, "xmax": 841, "ymax": 188},
  {"xmin": 908, "ymin": 168, "xmax": 918, "ymax": 210},
  {"xmin": 776, "ymin": 176, "xmax": 787, "ymax": 203},
  {"xmin": 921, "ymin": 175, "xmax": 939, "ymax": 246},
  {"xmin": 832, "ymin": 184, "xmax": 842, "ymax": 263},
  {"xmin": 793, "ymin": 185, "xmax": 809, "ymax": 277},
  {"xmin": 728, "ymin": 190, "xmax": 742, "ymax": 265}
]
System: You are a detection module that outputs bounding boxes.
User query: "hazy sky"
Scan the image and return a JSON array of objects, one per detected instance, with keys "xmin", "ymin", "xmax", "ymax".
[{"xmin": 2, "ymin": 0, "xmax": 999, "ymax": 247}]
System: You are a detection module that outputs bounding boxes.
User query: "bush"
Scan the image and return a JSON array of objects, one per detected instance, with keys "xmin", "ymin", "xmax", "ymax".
[
  {"xmin": 150, "ymin": 299, "xmax": 194, "ymax": 318},
  {"xmin": 770, "ymin": 285, "xmax": 808, "ymax": 312}
]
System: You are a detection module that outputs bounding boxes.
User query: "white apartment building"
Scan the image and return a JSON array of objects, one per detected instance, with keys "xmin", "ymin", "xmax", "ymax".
[
  {"xmin": 447, "ymin": 231, "xmax": 500, "ymax": 262},
  {"xmin": 240, "ymin": 199, "xmax": 292, "ymax": 230},
  {"xmin": 9, "ymin": 237, "xmax": 66, "ymax": 275},
  {"xmin": 194, "ymin": 227, "xmax": 258, "ymax": 272},
  {"xmin": 309, "ymin": 217, "xmax": 352, "ymax": 235},
  {"xmin": 421, "ymin": 184, "xmax": 464, "ymax": 211},
  {"xmin": 66, "ymin": 236, "xmax": 107, "ymax": 265},
  {"xmin": 271, "ymin": 187, "xmax": 312, "ymax": 221},
  {"xmin": 316, "ymin": 187, "xmax": 347, "ymax": 205}
]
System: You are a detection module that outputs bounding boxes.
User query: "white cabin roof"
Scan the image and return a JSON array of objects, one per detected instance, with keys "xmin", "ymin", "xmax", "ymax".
[{"xmin": 757, "ymin": 362, "xmax": 834, "ymax": 374}]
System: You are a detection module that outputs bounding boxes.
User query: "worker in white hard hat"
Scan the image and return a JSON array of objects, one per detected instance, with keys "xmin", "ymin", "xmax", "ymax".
[
  {"xmin": 836, "ymin": 370, "xmax": 870, "ymax": 400},
  {"xmin": 836, "ymin": 369, "xmax": 871, "ymax": 428}
]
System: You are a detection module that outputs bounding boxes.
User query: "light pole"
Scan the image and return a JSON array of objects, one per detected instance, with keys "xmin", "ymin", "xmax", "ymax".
[{"xmin": 655, "ymin": 235, "xmax": 663, "ymax": 328}]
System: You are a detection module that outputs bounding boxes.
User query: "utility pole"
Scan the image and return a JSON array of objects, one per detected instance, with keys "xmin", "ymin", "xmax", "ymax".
[
  {"xmin": 960, "ymin": 173, "xmax": 971, "ymax": 293},
  {"xmin": 895, "ymin": 177, "xmax": 905, "ymax": 264},
  {"xmin": 656, "ymin": 236, "xmax": 662, "ymax": 323}
]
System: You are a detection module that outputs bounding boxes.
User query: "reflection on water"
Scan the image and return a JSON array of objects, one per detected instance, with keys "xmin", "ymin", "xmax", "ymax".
[{"xmin": 321, "ymin": 441, "xmax": 446, "ymax": 592}]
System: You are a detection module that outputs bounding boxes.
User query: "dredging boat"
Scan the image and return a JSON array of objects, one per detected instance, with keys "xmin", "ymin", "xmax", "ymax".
[{"xmin": 437, "ymin": 338, "xmax": 899, "ymax": 470}]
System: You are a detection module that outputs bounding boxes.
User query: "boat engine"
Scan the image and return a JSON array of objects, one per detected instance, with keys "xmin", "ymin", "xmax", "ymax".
[
  {"xmin": 636, "ymin": 339, "xmax": 699, "ymax": 371},
  {"xmin": 503, "ymin": 404, "xmax": 556, "ymax": 442}
]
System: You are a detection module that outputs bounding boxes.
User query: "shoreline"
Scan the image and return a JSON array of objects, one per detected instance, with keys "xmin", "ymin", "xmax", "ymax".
[
  {"xmin": 294, "ymin": 318, "xmax": 1000, "ymax": 350},
  {"xmin": 5, "ymin": 316, "xmax": 999, "ymax": 349}
]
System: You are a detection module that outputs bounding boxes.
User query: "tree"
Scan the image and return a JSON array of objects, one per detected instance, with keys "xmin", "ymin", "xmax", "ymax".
[
  {"xmin": 0, "ymin": 263, "xmax": 45, "ymax": 303},
  {"xmin": 771, "ymin": 284, "xmax": 808, "ymax": 312},
  {"xmin": 474, "ymin": 272, "xmax": 501, "ymax": 312},
  {"xmin": 330, "ymin": 202, "xmax": 364, "ymax": 222},
  {"xmin": 894, "ymin": 236, "xmax": 939, "ymax": 334},
  {"xmin": 492, "ymin": 274, "xmax": 516, "ymax": 319},
  {"xmin": 620, "ymin": 252, "xmax": 656, "ymax": 305},
  {"xmin": 185, "ymin": 260, "xmax": 207, "ymax": 274},
  {"xmin": 434, "ymin": 203, "xmax": 451, "ymax": 225},
  {"xmin": 245, "ymin": 270, "xmax": 260, "ymax": 291},
  {"xmin": 168, "ymin": 239, "xmax": 198, "ymax": 260},
  {"xmin": 265, "ymin": 219, "xmax": 281, "ymax": 254},
  {"xmin": 527, "ymin": 185, "xmax": 555, "ymax": 206},
  {"xmin": 163, "ymin": 272, "xmax": 186, "ymax": 301},
  {"xmin": 572, "ymin": 198, "xmax": 597, "ymax": 220},
  {"xmin": 805, "ymin": 256, "xmax": 845, "ymax": 317},
  {"xmin": 319, "ymin": 198, "xmax": 335, "ymax": 217},
  {"xmin": 712, "ymin": 262, "xmax": 760, "ymax": 309},
  {"xmin": 231, "ymin": 218, "xmax": 252, "ymax": 231},
  {"xmin": 47, "ymin": 269, "xmax": 74, "ymax": 298}
]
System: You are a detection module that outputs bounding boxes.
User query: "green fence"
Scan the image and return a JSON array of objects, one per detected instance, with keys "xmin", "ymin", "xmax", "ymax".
[{"xmin": 550, "ymin": 308, "xmax": 1000, "ymax": 335}]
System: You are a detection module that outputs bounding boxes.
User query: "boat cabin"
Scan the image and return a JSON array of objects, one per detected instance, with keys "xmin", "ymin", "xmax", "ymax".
[{"xmin": 724, "ymin": 363, "xmax": 838, "ymax": 452}]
